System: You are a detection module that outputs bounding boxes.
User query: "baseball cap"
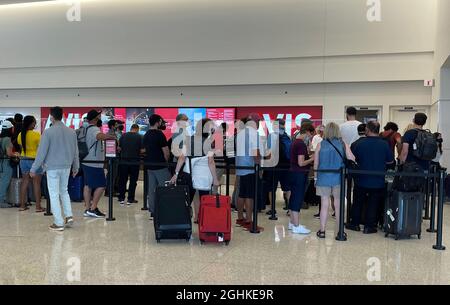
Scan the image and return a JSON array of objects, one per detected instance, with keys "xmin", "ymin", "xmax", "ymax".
[
  {"xmin": 1, "ymin": 120, "xmax": 14, "ymax": 130},
  {"xmin": 149, "ymin": 114, "xmax": 166, "ymax": 126},
  {"xmin": 86, "ymin": 110, "xmax": 102, "ymax": 121}
]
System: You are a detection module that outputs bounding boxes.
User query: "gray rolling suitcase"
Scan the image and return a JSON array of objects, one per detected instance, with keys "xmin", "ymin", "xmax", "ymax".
[
  {"xmin": 7, "ymin": 167, "xmax": 21, "ymax": 207},
  {"xmin": 385, "ymin": 191, "xmax": 423, "ymax": 240}
]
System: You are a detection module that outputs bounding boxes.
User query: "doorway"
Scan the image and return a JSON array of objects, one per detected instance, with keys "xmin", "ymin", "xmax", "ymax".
[
  {"xmin": 390, "ymin": 106, "xmax": 429, "ymax": 134},
  {"xmin": 346, "ymin": 106, "xmax": 382, "ymax": 123}
]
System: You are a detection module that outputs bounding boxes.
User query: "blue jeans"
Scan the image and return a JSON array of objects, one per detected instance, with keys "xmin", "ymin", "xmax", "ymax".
[
  {"xmin": 0, "ymin": 163, "xmax": 13, "ymax": 204},
  {"xmin": 288, "ymin": 171, "xmax": 308, "ymax": 212},
  {"xmin": 47, "ymin": 168, "xmax": 73, "ymax": 227}
]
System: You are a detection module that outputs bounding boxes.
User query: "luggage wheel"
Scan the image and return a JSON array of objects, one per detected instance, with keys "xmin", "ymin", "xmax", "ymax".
[
  {"xmin": 156, "ymin": 239, "xmax": 161, "ymax": 243},
  {"xmin": 417, "ymin": 234, "xmax": 421, "ymax": 239},
  {"xmin": 200, "ymin": 240, "xmax": 205, "ymax": 245},
  {"xmin": 384, "ymin": 233, "xmax": 389, "ymax": 238},
  {"xmin": 395, "ymin": 235, "xmax": 399, "ymax": 240},
  {"xmin": 225, "ymin": 241, "xmax": 230, "ymax": 246}
]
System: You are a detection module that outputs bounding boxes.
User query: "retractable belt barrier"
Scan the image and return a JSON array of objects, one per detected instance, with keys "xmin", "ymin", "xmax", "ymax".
[{"xmin": 1, "ymin": 156, "xmax": 447, "ymax": 250}]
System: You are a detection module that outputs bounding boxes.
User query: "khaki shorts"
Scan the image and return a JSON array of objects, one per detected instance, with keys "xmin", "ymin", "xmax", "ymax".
[{"xmin": 316, "ymin": 185, "xmax": 341, "ymax": 198}]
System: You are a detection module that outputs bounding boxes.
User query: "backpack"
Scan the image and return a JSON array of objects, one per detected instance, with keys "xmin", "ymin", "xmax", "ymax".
[
  {"xmin": 279, "ymin": 133, "xmax": 291, "ymax": 162},
  {"xmin": 77, "ymin": 126, "xmax": 97, "ymax": 160},
  {"xmin": 412, "ymin": 129, "xmax": 438, "ymax": 161},
  {"xmin": 393, "ymin": 162, "xmax": 424, "ymax": 192}
]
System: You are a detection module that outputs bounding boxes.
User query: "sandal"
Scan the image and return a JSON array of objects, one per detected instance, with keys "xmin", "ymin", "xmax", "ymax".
[
  {"xmin": 19, "ymin": 207, "xmax": 29, "ymax": 212},
  {"xmin": 316, "ymin": 230, "xmax": 326, "ymax": 239},
  {"xmin": 36, "ymin": 208, "xmax": 46, "ymax": 213}
]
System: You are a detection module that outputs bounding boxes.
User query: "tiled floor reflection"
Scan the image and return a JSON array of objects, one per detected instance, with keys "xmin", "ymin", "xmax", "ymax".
[{"xmin": 0, "ymin": 183, "xmax": 449, "ymax": 285}]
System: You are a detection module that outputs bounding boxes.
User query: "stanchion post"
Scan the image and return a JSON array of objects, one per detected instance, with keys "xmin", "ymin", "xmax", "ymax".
[
  {"xmin": 427, "ymin": 165, "xmax": 437, "ymax": 233},
  {"xmin": 106, "ymin": 158, "xmax": 116, "ymax": 221},
  {"xmin": 250, "ymin": 164, "xmax": 260, "ymax": 234},
  {"xmin": 269, "ymin": 168, "xmax": 278, "ymax": 220},
  {"xmin": 226, "ymin": 160, "xmax": 230, "ymax": 197},
  {"xmin": 43, "ymin": 174, "xmax": 52, "ymax": 216},
  {"xmin": 346, "ymin": 173, "xmax": 352, "ymax": 225},
  {"xmin": 142, "ymin": 166, "xmax": 148, "ymax": 211},
  {"xmin": 424, "ymin": 168, "xmax": 431, "ymax": 220},
  {"xmin": 433, "ymin": 169, "xmax": 446, "ymax": 250},
  {"xmin": 336, "ymin": 167, "xmax": 347, "ymax": 241}
]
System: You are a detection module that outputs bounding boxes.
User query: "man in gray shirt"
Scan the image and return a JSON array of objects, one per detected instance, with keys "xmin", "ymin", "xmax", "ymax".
[
  {"xmin": 118, "ymin": 124, "xmax": 143, "ymax": 205},
  {"xmin": 30, "ymin": 107, "xmax": 79, "ymax": 231},
  {"xmin": 81, "ymin": 110, "xmax": 116, "ymax": 218}
]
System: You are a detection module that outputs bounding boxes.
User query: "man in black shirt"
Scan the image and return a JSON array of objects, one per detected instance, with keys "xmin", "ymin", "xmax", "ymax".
[
  {"xmin": 143, "ymin": 114, "xmax": 171, "ymax": 215},
  {"xmin": 118, "ymin": 124, "xmax": 143, "ymax": 206}
]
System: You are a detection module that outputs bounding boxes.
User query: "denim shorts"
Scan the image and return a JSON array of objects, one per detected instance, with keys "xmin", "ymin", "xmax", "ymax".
[{"xmin": 20, "ymin": 159, "xmax": 43, "ymax": 175}]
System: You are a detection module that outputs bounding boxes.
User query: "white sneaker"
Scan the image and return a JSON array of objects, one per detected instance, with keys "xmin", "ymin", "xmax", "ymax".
[
  {"xmin": 292, "ymin": 225, "xmax": 311, "ymax": 235},
  {"xmin": 288, "ymin": 222, "xmax": 294, "ymax": 230},
  {"xmin": 119, "ymin": 200, "xmax": 125, "ymax": 206}
]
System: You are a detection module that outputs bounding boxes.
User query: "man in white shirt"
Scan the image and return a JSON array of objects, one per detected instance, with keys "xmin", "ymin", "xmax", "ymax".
[{"xmin": 340, "ymin": 107, "xmax": 362, "ymax": 146}]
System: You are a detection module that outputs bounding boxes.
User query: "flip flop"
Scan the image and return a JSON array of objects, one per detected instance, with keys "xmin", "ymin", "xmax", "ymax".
[
  {"xmin": 35, "ymin": 208, "xmax": 46, "ymax": 213},
  {"xmin": 19, "ymin": 207, "xmax": 29, "ymax": 212}
]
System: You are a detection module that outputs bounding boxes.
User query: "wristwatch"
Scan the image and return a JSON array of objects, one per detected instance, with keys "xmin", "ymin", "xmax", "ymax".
[{"xmin": 175, "ymin": 171, "xmax": 179, "ymax": 176}]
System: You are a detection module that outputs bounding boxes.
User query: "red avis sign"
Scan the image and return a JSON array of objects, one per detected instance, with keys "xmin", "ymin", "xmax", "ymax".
[{"xmin": 236, "ymin": 106, "xmax": 323, "ymax": 136}]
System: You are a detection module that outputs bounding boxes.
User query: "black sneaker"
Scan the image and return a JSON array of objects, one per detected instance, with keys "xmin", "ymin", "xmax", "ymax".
[
  {"xmin": 87, "ymin": 208, "xmax": 105, "ymax": 218},
  {"xmin": 128, "ymin": 200, "xmax": 138, "ymax": 204},
  {"xmin": 314, "ymin": 213, "xmax": 320, "ymax": 219},
  {"xmin": 266, "ymin": 210, "xmax": 277, "ymax": 215},
  {"xmin": 94, "ymin": 208, "xmax": 106, "ymax": 217}
]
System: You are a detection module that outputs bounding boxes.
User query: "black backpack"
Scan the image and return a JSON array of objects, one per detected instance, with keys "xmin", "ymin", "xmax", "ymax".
[
  {"xmin": 412, "ymin": 129, "xmax": 438, "ymax": 161},
  {"xmin": 393, "ymin": 162, "xmax": 424, "ymax": 192}
]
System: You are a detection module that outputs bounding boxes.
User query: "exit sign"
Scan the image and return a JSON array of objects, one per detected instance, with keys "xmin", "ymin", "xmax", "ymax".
[{"xmin": 424, "ymin": 79, "xmax": 434, "ymax": 87}]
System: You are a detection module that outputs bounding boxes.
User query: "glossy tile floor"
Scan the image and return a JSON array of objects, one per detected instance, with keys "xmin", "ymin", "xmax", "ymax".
[{"xmin": 1, "ymin": 183, "xmax": 449, "ymax": 285}]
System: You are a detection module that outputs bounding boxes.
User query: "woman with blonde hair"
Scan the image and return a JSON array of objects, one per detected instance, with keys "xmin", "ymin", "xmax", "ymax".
[{"xmin": 313, "ymin": 122, "xmax": 355, "ymax": 238}]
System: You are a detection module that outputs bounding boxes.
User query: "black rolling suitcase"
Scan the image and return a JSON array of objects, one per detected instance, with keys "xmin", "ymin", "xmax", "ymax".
[
  {"xmin": 385, "ymin": 191, "xmax": 423, "ymax": 240},
  {"xmin": 154, "ymin": 183, "xmax": 192, "ymax": 243}
]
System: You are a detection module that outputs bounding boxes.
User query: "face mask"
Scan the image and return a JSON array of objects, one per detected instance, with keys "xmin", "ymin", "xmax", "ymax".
[
  {"xmin": 279, "ymin": 128, "xmax": 285, "ymax": 135},
  {"xmin": 82, "ymin": 121, "xmax": 89, "ymax": 128}
]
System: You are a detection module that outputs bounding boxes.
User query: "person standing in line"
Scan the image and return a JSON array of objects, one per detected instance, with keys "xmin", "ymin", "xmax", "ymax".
[
  {"xmin": 235, "ymin": 114, "xmax": 261, "ymax": 229},
  {"xmin": 348, "ymin": 121, "xmax": 394, "ymax": 234},
  {"xmin": 340, "ymin": 107, "xmax": 362, "ymax": 146},
  {"xmin": 30, "ymin": 107, "xmax": 79, "ymax": 231},
  {"xmin": 17, "ymin": 115, "xmax": 45, "ymax": 212},
  {"xmin": 82, "ymin": 110, "xmax": 116, "ymax": 218},
  {"xmin": 288, "ymin": 123, "xmax": 314, "ymax": 234},
  {"xmin": 381, "ymin": 122, "xmax": 402, "ymax": 157},
  {"xmin": 118, "ymin": 124, "xmax": 144, "ymax": 206},
  {"xmin": 0, "ymin": 121, "xmax": 20, "ymax": 208},
  {"xmin": 142, "ymin": 114, "xmax": 171, "ymax": 217},
  {"xmin": 314, "ymin": 122, "xmax": 354, "ymax": 238}
]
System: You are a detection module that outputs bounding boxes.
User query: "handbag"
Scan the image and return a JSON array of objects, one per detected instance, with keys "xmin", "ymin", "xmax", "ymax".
[{"xmin": 326, "ymin": 139, "xmax": 358, "ymax": 170}]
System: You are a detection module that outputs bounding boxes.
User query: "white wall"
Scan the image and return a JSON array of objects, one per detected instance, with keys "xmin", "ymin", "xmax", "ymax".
[{"xmin": 0, "ymin": 0, "xmax": 436, "ymax": 89}]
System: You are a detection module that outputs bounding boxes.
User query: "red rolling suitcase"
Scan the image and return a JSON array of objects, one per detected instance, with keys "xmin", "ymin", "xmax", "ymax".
[{"xmin": 199, "ymin": 194, "xmax": 232, "ymax": 245}]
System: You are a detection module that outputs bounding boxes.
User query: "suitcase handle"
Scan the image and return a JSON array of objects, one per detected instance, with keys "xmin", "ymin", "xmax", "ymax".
[{"xmin": 215, "ymin": 194, "xmax": 220, "ymax": 208}]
